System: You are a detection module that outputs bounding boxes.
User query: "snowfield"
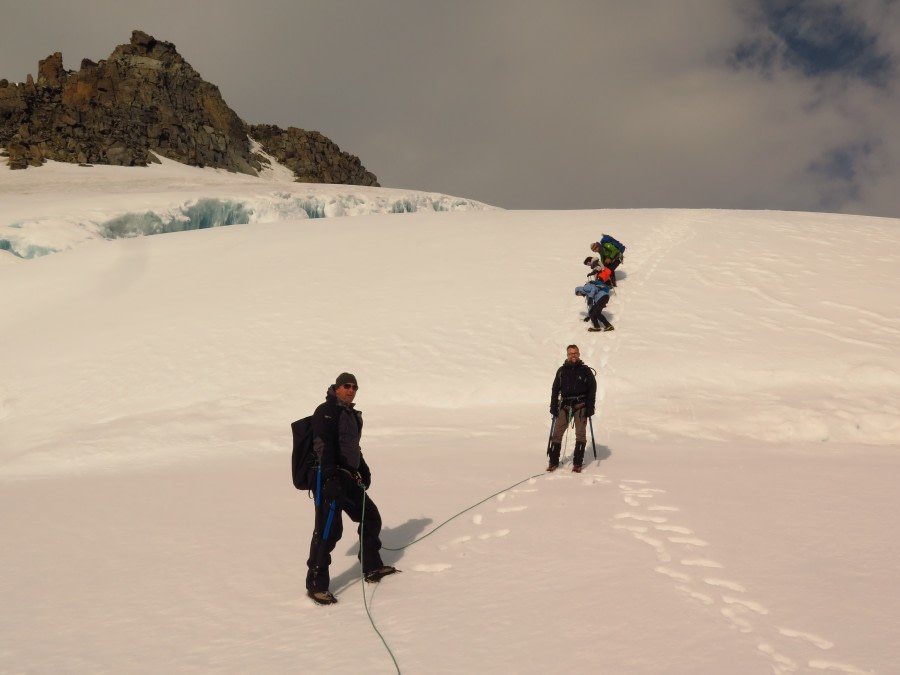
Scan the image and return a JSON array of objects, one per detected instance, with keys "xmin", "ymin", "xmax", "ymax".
[{"xmin": 1, "ymin": 157, "xmax": 899, "ymax": 674}]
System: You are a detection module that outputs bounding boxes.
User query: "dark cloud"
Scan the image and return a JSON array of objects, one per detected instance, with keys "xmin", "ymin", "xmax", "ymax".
[
  {"xmin": 733, "ymin": 0, "xmax": 894, "ymax": 84},
  {"xmin": 2, "ymin": 1, "xmax": 900, "ymax": 218},
  {"xmin": 727, "ymin": 1, "xmax": 899, "ymax": 216},
  {"xmin": 807, "ymin": 140, "xmax": 878, "ymax": 211}
]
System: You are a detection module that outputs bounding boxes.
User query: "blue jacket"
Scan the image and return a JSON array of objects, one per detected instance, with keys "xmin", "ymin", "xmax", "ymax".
[{"xmin": 575, "ymin": 282, "xmax": 610, "ymax": 302}]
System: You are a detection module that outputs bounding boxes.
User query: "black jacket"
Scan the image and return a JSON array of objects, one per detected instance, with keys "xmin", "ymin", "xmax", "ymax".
[
  {"xmin": 312, "ymin": 386, "xmax": 370, "ymax": 483},
  {"xmin": 550, "ymin": 360, "xmax": 597, "ymax": 411}
]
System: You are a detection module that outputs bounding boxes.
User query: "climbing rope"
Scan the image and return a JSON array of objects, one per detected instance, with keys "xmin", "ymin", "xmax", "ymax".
[
  {"xmin": 358, "ymin": 487, "xmax": 401, "ymax": 674},
  {"xmin": 353, "ymin": 405, "xmax": 593, "ymax": 672},
  {"xmin": 382, "ymin": 470, "xmax": 547, "ymax": 552},
  {"xmin": 356, "ymin": 467, "xmax": 549, "ymax": 673}
]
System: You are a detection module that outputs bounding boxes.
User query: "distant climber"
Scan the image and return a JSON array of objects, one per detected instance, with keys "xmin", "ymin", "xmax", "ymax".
[
  {"xmin": 590, "ymin": 234, "xmax": 625, "ymax": 288},
  {"xmin": 575, "ymin": 280, "xmax": 614, "ymax": 333}
]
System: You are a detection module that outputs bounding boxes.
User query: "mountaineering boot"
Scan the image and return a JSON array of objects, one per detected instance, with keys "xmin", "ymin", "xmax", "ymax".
[
  {"xmin": 365, "ymin": 566, "xmax": 400, "ymax": 583},
  {"xmin": 572, "ymin": 441, "xmax": 585, "ymax": 472},
  {"xmin": 307, "ymin": 590, "xmax": 338, "ymax": 605},
  {"xmin": 603, "ymin": 325, "xmax": 615, "ymax": 331},
  {"xmin": 547, "ymin": 442, "xmax": 561, "ymax": 471},
  {"xmin": 587, "ymin": 326, "xmax": 603, "ymax": 332}
]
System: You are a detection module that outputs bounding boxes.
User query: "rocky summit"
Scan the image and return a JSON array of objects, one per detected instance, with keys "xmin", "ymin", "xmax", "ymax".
[{"xmin": 0, "ymin": 30, "xmax": 379, "ymax": 185}]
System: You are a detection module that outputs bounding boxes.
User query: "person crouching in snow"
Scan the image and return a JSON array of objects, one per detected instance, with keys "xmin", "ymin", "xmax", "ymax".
[
  {"xmin": 583, "ymin": 256, "xmax": 613, "ymax": 285},
  {"xmin": 590, "ymin": 242, "xmax": 620, "ymax": 287},
  {"xmin": 575, "ymin": 281, "xmax": 614, "ymax": 332}
]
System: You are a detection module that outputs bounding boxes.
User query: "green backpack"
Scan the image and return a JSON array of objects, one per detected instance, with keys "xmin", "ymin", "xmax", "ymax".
[{"xmin": 601, "ymin": 242, "xmax": 623, "ymax": 263}]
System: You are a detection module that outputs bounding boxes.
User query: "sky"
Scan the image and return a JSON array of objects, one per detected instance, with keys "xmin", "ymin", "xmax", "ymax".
[
  {"xmin": 2, "ymin": 158, "xmax": 899, "ymax": 673},
  {"xmin": 2, "ymin": 1, "xmax": 900, "ymax": 217}
]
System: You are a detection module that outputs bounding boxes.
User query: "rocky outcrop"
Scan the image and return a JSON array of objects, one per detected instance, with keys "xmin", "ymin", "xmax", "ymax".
[
  {"xmin": 0, "ymin": 30, "xmax": 379, "ymax": 186},
  {"xmin": 250, "ymin": 124, "xmax": 378, "ymax": 186}
]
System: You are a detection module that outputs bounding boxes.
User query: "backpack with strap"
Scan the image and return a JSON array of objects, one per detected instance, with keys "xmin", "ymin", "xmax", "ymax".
[
  {"xmin": 291, "ymin": 416, "xmax": 317, "ymax": 490},
  {"xmin": 588, "ymin": 279, "xmax": 611, "ymax": 294},
  {"xmin": 600, "ymin": 234, "xmax": 625, "ymax": 263},
  {"xmin": 601, "ymin": 234, "xmax": 626, "ymax": 254}
]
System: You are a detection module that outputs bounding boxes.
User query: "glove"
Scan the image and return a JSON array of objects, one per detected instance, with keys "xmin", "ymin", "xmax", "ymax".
[
  {"xmin": 550, "ymin": 405, "xmax": 559, "ymax": 417},
  {"xmin": 585, "ymin": 406, "xmax": 595, "ymax": 418},
  {"xmin": 322, "ymin": 475, "xmax": 344, "ymax": 501},
  {"xmin": 583, "ymin": 316, "xmax": 591, "ymax": 322}
]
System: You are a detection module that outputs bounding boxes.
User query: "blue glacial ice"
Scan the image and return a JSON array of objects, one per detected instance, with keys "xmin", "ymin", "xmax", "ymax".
[{"xmin": 0, "ymin": 191, "xmax": 496, "ymax": 259}]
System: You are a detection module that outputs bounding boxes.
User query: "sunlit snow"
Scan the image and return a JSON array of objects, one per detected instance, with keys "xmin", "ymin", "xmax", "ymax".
[{"xmin": 1, "ymin": 153, "xmax": 898, "ymax": 674}]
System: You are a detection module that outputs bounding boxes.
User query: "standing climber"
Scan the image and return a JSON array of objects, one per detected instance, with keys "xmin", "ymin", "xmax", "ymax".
[{"xmin": 547, "ymin": 345, "xmax": 597, "ymax": 473}]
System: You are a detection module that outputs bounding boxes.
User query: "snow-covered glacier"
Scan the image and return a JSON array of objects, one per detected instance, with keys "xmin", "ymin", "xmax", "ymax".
[{"xmin": 0, "ymin": 154, "xmax": 497, "ymax": 259}]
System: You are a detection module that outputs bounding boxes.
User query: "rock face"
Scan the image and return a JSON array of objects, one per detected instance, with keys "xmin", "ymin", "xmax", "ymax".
[
  {"xmin": 249, "ymin": 124, "xmax": 377, "ymax": 185},
  {"xmin": 0, "ymin": 30, "xmax": 379, "ymax": 186}
]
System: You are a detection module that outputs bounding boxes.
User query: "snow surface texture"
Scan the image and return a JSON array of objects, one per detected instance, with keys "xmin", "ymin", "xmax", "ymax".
[{"xmin": 1, "ymin": 157, "xmax": 899, "ymax": 674}]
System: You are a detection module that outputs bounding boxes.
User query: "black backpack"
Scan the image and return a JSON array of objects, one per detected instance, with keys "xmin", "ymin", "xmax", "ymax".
[{"xmin": 291, "ymin": 416, "xmax": 317, "ymax": 490}]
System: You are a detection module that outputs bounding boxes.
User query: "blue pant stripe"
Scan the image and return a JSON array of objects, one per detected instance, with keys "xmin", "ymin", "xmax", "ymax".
[{"xmin": 323, "ymin": 500, "xmax": 336, "ymax": 539}]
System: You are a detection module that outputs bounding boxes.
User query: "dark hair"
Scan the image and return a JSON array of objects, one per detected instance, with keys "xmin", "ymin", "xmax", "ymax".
[{"xmin": 566, "ymin": 344, "xmax": 579, "ymax": 352}]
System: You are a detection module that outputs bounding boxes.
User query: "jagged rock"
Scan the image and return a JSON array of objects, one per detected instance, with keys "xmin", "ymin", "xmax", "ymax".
[
  {"xmin": 0, "ymin": 30, "xmax": 379, "ymax": 186},
  {"xmin": 249, "ymin": 124, "xmax": 378, "ymax": 186},
  {"xmin": 37, "ymin": 52, "xmax": 66, "ymax": 88}
]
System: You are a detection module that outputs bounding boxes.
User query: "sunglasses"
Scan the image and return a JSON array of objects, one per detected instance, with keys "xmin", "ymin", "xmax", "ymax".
[{"xmin": 341, "ymin": 383, "xmax": 359, "ymax": 391}]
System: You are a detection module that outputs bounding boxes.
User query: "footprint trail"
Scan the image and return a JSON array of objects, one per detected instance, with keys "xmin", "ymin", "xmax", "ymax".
[{"xmin": 613, "ymin": 477, "xmax": 871, "ymax": 674}]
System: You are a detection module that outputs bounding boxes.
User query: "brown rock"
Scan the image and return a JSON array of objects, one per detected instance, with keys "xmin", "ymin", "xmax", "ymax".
[
  {"xmin": 37, "ymin": 52, "xmax": 67, "ymax": 88},
  {"xmin": 0, "ymin": 30, "xmax": 378, "ymax": 185}
]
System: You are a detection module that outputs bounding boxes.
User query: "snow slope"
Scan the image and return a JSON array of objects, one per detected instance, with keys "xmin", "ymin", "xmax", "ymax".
[{"xmin": 1, "ymin": 159, "xmax": 899, "ymax": 674}]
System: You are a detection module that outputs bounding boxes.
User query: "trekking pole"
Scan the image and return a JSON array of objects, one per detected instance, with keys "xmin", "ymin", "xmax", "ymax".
[
  {"xmin": 560, "ymin": 405, "xmax": 576, "ymax": 465},
  {"xmin": 546, "ymin": 416, "xmax": 556, "ymax": 457},
  {"xmin": 588, "ymin": 416, "xmax": 597, "ymax": 459}
]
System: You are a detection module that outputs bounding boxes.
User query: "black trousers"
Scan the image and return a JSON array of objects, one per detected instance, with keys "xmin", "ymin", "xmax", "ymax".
[
  {"xmin": 606, "ymin": 257, "xmax": 621, "ymax": 286},
  {"xmin": 306, "ymin": 471, "xmax": 384, "ymax": 592},
  {"xmin": 589, "ymin": 295, "xmax": 612, "ymax": 328}
]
